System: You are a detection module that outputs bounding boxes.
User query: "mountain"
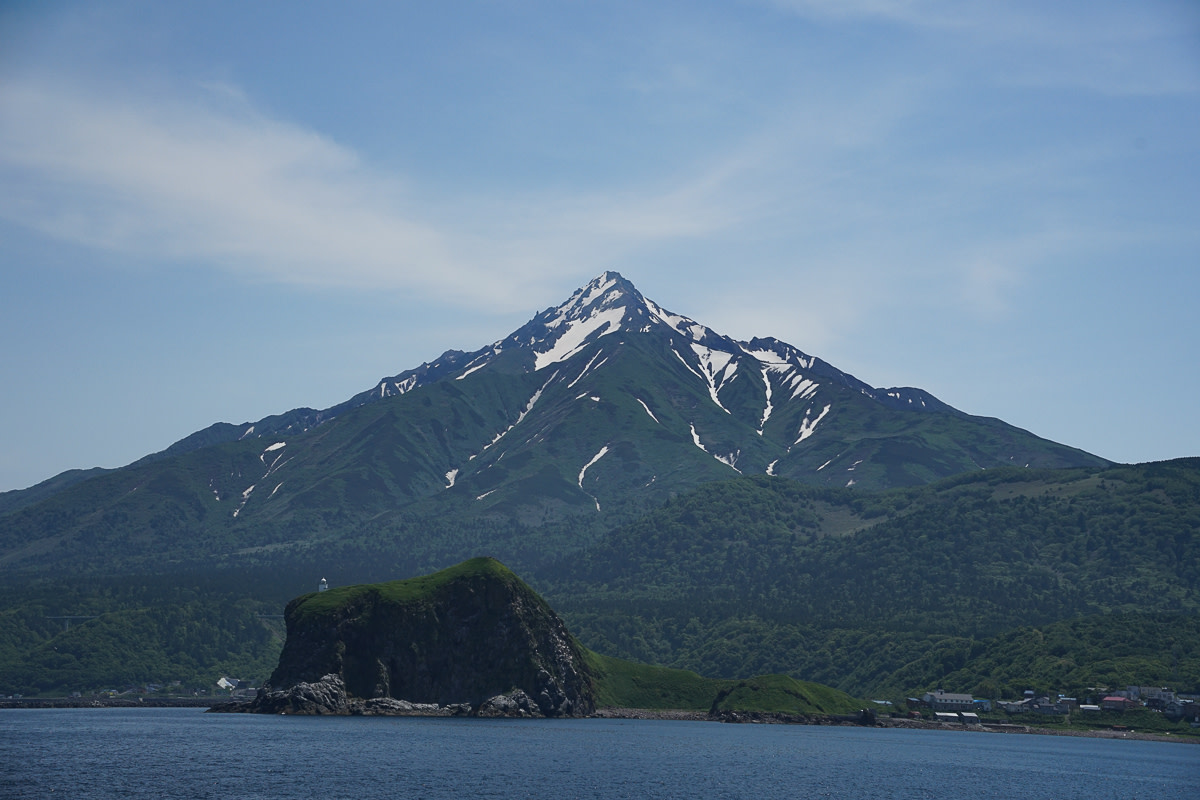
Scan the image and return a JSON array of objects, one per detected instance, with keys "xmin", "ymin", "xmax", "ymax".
[
  {"xmin": 0, "ymin": 272, "xmax": 1106, "ymax": 577},
  {"xmin": 6, "ymin": 271, "xmax": 1168, "ymax": 702}
]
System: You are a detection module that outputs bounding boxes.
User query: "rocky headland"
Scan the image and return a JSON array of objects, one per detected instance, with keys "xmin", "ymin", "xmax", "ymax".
[{"xmin": 214, "ymin": 558, "xmax": 594, "ymax": 717}]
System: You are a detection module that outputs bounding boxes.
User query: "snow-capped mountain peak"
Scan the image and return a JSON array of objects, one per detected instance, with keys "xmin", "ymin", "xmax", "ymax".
[
  {"xmin": 350, "ymin": 272, "xmax": 963, "ymax": 433},
  {"xmin": 125, "ymin": 270, "xmax": 1107, "ymax": 528},
  {"xmin": 499, "ymin": 271, "xmax": 726, "ymax": 372},
  {"xmin": 530, "ymin": 272, "xmax": 640, "ymax": 370}
]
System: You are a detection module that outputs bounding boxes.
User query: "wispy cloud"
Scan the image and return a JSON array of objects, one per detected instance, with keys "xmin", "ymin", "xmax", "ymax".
[
  {"xmin": 0, "ymin": 78, "xmax": 771, "ymax": 312},
  {"xmin": 0, "ymin": 82, "xmax": 453, "ymax": 287}
]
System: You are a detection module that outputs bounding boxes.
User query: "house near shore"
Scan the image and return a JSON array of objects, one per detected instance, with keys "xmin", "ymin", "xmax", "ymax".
[
  {"xmin": 1102, "ymin": 696, "xmax": 1138, "ymax": 711},
  {"xmin": 923, "ymin": 689, "xmax": 975, "ymax": 712}
]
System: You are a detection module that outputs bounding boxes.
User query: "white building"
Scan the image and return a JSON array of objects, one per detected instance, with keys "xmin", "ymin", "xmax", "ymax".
[{"xmin": 924, "ymin": 689, "xmax": 975, "ymax": 712}]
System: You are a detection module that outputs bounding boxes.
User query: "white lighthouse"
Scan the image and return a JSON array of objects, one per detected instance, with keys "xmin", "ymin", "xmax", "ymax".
[{"xmin": 318, "ymin": 577, "xmax": 328, "ymax": 592}]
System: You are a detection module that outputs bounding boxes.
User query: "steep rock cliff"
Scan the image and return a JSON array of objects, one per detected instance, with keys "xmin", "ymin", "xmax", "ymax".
[{"xmin": 250, "ymin": 558, "xmax": 594, "ymax": 716}]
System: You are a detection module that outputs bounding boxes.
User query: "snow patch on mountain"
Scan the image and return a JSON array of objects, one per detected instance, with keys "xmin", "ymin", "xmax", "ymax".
[
  {"xmin": 233, "ymin": 484, "xmax": 255, "ymax": 518},
  {"xmin": 671, "ymin": 347, "xmax": 706, "ymax": 383},
  {"xmin": 571, "ymin": 273, "xmax": 620, "ymax": 313},
  {"xmin": 645, "ymin": 298, "xmax": 709, "ymax": 342},
  {"xmin": 738, "ymin": 344, "xmax": 820, "ymax": 405},
  {"xmin": 578, "ymin": 446, "xmax": 610, "ymax": 487},
  {"xmin": 690, "ymin": 343, "xmax": 737, "ymax": 414},
  {"xmin": 260, "ymin": 443, "xmax": 287, "ymax": 470},
  {"xmin": 567, "ymin": 351, "xmax": 608, "ymax": 389},
  {"xmin": 690, "ymin": 423, "xmax": 741, "ymax": 473},
  {"xmin": 636, "ymin": 397, "xmax": 659, "ymax": 424},
  {"xmin": 456, "ymin": 352, "xmax": 496, "ymax": 381},
  {"xmin": 578, "ymin": 445, "xmax": 610, "ymax": 511},
  {"xmin": 481, "ymin": 372, "xmax": 557, "ymax": 454},
  {"xmin": 445, "ymin": 469, "xmax": 458, "ymax": 489},
  {"xmin": 794, "ymin": 404, "xmax": 832, "ymax": 445},
  {"xmin": 757, "ymin": 366, "xmax": 773, "ymax": 434},
  {"xmin": 377, "ymin": 374, "xmax": 419, "ymax": 397},
  {"xmin": 788, "ymin": 376, "xmax": 819, "ymax": 401},
  {"xmin": 741, "ymin": 347, "xmax": 781, "ymax": 365},
  {"xmin": 534, "ymin": 306, "xmax": 626, "ymax": 371},
  {"xmin": 744, "ymin": 344, "xmax": 813, "ymax": 371}
]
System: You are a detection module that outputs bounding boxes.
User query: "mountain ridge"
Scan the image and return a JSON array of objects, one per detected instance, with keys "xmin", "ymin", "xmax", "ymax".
[{"xmin": 1, "ymin": 272, "xmax": 1107, "ymax": 576}]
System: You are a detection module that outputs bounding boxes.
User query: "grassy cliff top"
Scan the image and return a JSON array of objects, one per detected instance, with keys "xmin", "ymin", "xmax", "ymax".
[{"xmin": 289, "ymin": 557, "xmax": 528, "ymax": 622}]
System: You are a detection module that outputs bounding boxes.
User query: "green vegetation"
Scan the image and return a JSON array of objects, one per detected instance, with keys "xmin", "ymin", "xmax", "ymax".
[
  {"xmin": 710, "ymin": 674, "xmax": 865, "ymax": 715},
  {"xmin": 584, "ymin": 650, "xmax": 729, "ymax": 710},
  {"xmin": 534, "ymin": 461, "xmax": 1200, "ymax": 697},
  {"xmin": 895, "ymin": 612, "xmax": 1200, "ymax": 699},
  {"xmin": 2, "ymin": 459, "xmax": 1197, "ymax": 701},
  {"xmin": 1036, "ymin": 708, "xmax": 1200, "ymax": 739},
  {"xmin": 290, "ymin": 557, "xmax": 528, "ymax": 622},
  {"xmin": 583, "ymin": 651, "xmax": 866, "ymax": 715},
  {"xmin": 0, "ymin": 581, "xmax": 281, "ymax": 696}
]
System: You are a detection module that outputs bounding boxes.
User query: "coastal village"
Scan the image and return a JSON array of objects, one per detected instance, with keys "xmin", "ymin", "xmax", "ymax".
[
  {"xmin": 7, "ymin": 680, "xmax": 1200, "ymax": 734},
  {"xmin": 902, "ymin": 686, "xmax": 1200, "ymax": 728}
]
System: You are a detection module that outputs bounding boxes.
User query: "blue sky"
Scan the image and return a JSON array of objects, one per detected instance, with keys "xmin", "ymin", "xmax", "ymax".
[{"xmin": 1, "ymin": 0, "xmax": 1198, "ymax": 492}]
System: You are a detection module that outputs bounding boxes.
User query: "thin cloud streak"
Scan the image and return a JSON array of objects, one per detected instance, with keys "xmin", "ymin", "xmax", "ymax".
[
  {"xmin": 0, "ymin": 82, "xmax": 461, "ymax": 294},
  {"xmin": 0, "ymin": 79, "xmax": 772, "ymax": 312}
]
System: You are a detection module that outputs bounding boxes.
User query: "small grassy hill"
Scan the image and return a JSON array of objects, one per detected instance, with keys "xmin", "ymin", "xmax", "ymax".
[
  {"xmin": 584, "ymin": 650, "xmax": 864, "ymax": 715},
  {"xmin": 709, "ymin": 674, "xmax": 865, "ymax": 715}
]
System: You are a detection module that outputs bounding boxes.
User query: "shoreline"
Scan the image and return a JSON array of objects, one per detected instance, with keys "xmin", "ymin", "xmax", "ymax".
[
  {"xmin": 0, "ymin": 697, "xmax": 226, "ymax": 709},
  {"xmin": 590, "ymin": 707, "xmax": 1199, "ymax": 745},
  {"xmin": 4, "ymin": 698, "xmax": 1196, "ymax": 744}
]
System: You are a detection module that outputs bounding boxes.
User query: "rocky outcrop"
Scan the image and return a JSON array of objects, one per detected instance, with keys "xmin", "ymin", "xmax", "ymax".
[
  {"xmin": 225, "ymin": 558, "xmax": 595, "ymax": 716},
  {"xmin": 243, "ymin": 673, "xmax": 351, "ymax": 715}
]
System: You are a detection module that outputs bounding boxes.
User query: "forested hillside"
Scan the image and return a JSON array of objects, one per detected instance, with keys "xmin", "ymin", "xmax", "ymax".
[
  {"xmin": 2, "ymin": 459, "xmax": 1196, "ymax": 698},
  {"xmin": 540, "ymin": 459, "xmax": 1200, "ymax": 695}
]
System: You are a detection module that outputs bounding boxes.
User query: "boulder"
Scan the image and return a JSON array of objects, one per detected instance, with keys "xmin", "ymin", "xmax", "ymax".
[{"xmin": 249, "ymin": 673, "xmax": 350, "ymax": 715}]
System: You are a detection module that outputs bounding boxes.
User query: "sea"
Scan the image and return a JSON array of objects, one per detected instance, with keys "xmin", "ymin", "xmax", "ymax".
[{"xmin": 1, "ymin": 709, "xmax": 1196, "ymax": 799}]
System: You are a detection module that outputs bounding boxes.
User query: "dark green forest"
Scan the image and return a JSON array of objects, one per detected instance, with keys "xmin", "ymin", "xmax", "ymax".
[
  {"xmin": 1, "ymin": 459, "xmax": 1197, "ymax": 698},
  {"xmin": 541, "ymin": 461, "xmax": 1200, "ymax": 696}
]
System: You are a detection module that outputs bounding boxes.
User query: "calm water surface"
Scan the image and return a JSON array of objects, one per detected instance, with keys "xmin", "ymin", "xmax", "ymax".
[{"xmin": 2, "ymin": 708, "xmax": 1196, "ymax": 799}]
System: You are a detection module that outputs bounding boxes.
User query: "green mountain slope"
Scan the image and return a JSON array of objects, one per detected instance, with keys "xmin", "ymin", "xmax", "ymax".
[
  {"xmin": 883, "ymin": 611, "xmax": 1200, "ymax": 699},
  {"xmin": 0, "ymin": 274, "xmax": 1105, "ymax": 579},
  {"xmin": 542, "ymin": 459, "xmax": 1200, "ymax": 694}
]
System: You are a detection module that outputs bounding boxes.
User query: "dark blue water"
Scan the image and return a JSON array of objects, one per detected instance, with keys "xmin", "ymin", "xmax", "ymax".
[{"xmin": 1, "ymin": 709, "xmax": 1195, "ymax": 799}]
